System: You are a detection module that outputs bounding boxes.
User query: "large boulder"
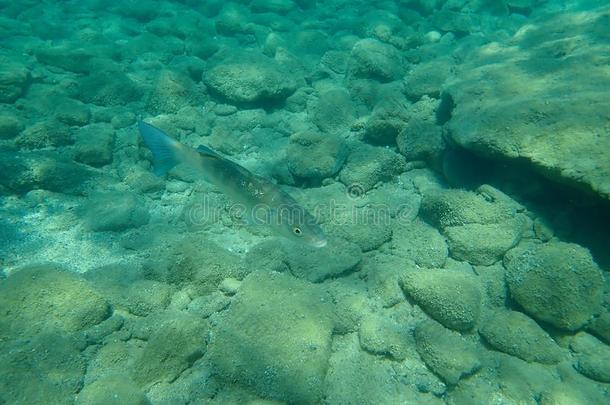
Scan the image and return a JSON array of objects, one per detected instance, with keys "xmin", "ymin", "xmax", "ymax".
[
  {"xmin": 504, "ymin": 241, "xmax": 604, "ymax": 331},
  {"xmin": 479, "ymin": 310, "xmax": 563, "ymax": 364},
  {"xmin": 444, "ymin": 7, "xmax": 610, "ymax": 199},
  {"xmin": 204, "ymin": 53, "xmax": 298, "ymax": 105},
  {"xmin": 400, "ymin": 270, "xmax": 481, "ymax": 332},
  {"xmin": 0, "ymin": 264, "xmax": 110, "ymax": 337},
  {"xmin": 207, "ymin": 271, "xmax": 333, "ymax": 403}
]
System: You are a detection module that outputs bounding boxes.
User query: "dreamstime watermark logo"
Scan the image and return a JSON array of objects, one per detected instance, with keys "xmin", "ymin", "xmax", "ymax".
[{"xmin": 183, "ymin": 183, "xmax": 418, "ymax": 228}]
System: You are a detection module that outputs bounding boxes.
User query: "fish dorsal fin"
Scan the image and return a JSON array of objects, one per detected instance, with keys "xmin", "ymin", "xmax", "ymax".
[{"xmin": 196, "ymin": 144, "xmax": 221, "ymax": 158}]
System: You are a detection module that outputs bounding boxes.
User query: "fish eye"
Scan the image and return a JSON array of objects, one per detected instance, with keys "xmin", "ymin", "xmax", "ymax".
[{"xmin": 293, "ymin": 227, "xmax": 302, "ymax": 236}]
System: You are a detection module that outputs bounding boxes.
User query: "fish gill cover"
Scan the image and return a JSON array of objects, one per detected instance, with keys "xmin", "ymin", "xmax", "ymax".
[{"xmin": 0, "ymin": 0, "xmax": 609, "ymax": 404}]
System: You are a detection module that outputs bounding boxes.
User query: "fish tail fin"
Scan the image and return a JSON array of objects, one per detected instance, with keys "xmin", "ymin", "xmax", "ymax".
[{"xmin": 138, "ymin": 120, "xmax": 181, "ymax": 176}]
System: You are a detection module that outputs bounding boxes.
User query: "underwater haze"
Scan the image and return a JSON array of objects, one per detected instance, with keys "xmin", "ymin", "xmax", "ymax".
[{"xmin": 1, "ymin": 0, "xmax": 610, "ymax": 403}]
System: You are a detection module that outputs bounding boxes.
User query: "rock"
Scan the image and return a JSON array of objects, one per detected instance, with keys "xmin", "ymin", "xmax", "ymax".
[
  {"xmin": 35, "ymin": 45, "xmax": 95, "ymax": 74},
  {"xmin": 146, "ymin": 69, "xmax": 204, "ymax": 114},
  {"xmin": 443, "ymin": 218, "xmax": 525, "ymax": 265},
  {"xmin": 76, "ymin": 375, "xmax": 149, "ymax": 405},
  {"xmin": 325, "ymin": 333, "xmax": 442, "ymax": 404},
  {"xmin": 403, "ymin": 57, "xmax": 453, "ymax": 100},
  {"xmin": 348, "ymin": 38, "xmax": 403, "ymax": 82},
  {"xmin": 0, "ymin": 62, "xmax": 30, "ymax": 103},
  {"xmin": 250, "ymin": 0, "xmax": 295, "ymax": 14},
  {"xmin": 76, "ymin": 69, "xmax": 144, "ymax": 106},
  {"xmin": 362, "ymin": 253, "xmax": 408, "ymax": 308},
  {"xmin": 363, "ymin": 95, "xmax": 410, "ymax": 145},
  {"xmin": 286, "ymin": 129, "xmax": 347, "ymax": 183},
  {"xmin": 504, "ymin": 241, "xmax": 604, "ymax": 331},
  {"xmin": 168, "ymin": 235, "xmax": 247, "ymax": 294},
  {"xmin": 73, "ymin": 123, "xmax": 114, "ymax": 167},
  {"xmin": 414, "ymin": 320, "xmax": 481, "ymax": 385},
  {"xmin": 0, "ymin": 112, "xmax": 23, "ymax": 139},
  {"xmin": 430, "ymin": 11, "xmax": 481, "ymax": 36},
  {"xmin": 444, "ymin": 8, "xmax": 610, "ymax": 199},
  {"xmin": 420, "ymin": 187, "xmax": 527, "ymax": 265},
  {"xmin": 55, "ymin": 98, "xmax": 91, "ymax": 126},
  {"xmin": 215, "ymin": 5, "xmax": 252, "ymax": 36},
  {"xmin": 390, "ymin": 218, "xmax": 448, "ymax": 268},
  {"xmin": 187, "ymin": 292, "xmax": 230, "ymax": 318},
  {"xmin": 80, "ymin": 191, "xmax": 150, "ymax": 232},
  {"xmin": 207, "ymin": 271, "xmax": 333, "ymax": 404},
  {"xmin": 308, "ymin": 87, "xmax": 355, "ymax": 134},
  {"xmin": 339, "ymin": 143, "xmax": 406, "ymax": 192},
  {"xmin": 204, "ymin": 53, "xmax": 298, "ymax": 105},
  {"xmin": 283, "ymin": 235, "xmax": 362, "ymax": 282},
  {"xmin": 16, "ymin": 120, "xmax": 72, "ymax": 149},
  {"xmin": 587, "ymin": 308, "xmax": 610, "ymax": 344},
  {"xmin": 400, "ymin": 270, "xmax": 481, "ymax": 332},
  {"xmin": 0, "ymin": 150, "xmax": 92, "ymax": 194},
  {"xmin": 359, "ymin": 313, "xmax": 409, "ymax": 360},
  {"xmin": 474, "ymin": 263, "xmax": 508, "ymax": 307},
  {"xmin": 132, "ymin": 311, "xmax": 208, "ymax": 386},
  {"xmin": 0, "ymin": 264, "xmax": 110, "ymax": 337},
  {"xmin": 420, "ymin": 187, "xmax": 516, "ymax": 229},
  {"xmin": 325, "ymin": 278, "xmax": 371, "ymax": 334},
  {"xmin": 326, "ymin": 206, "xmax": 393, "ymax": 252},
  {"xmin": 218, "ymin": 277, "xmax": 241, "ymax": 295},
  {"xmin": 570, "ymin": 332, "xmax": 610, "ymax": 383},
  {"xmin": 397, "ymin": 96, "xmax": 445, "ymax": 167},
  {"xmin": 0, "ymin": 333, "xmax": 86, "ymax": 404},
  {"xmin": 479, "ymin": 310, "xmax": 563, "ymax": 364}
]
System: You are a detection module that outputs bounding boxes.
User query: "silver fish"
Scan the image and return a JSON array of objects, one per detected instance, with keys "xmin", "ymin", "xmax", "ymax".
[{"xmin": 138, "ymin": 121, "xmax": 327, "ymax": 248}]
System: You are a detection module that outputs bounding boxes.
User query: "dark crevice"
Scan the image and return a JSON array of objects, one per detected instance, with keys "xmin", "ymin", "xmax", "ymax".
[{"xmin": 440, "ymin": 145, "xmax": 610, "ymax": 269}]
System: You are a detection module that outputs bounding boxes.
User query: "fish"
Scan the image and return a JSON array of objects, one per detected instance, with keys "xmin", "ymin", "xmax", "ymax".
[{"xmin": 137, "ymin": 120, "xmax": 327, "ymax": 248}]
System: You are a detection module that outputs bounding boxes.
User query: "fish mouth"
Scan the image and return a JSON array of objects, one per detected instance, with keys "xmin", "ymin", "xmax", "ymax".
[{"xmin": 311, "ymin": 238, "xmax": 328, "ymax": 248}]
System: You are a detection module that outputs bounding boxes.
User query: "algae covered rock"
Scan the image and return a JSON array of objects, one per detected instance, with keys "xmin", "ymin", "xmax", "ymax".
[
  {"xmin": 479, "ymin": 310, "xmax": 563, "ymax": 364},
  {"xmin": 363, "ymin": 95, "xmax": 410, "ymax": 145},
  {"xmin": 76, "ymin": 374, "xmax": 149, "ymax": 405},
  {"xmin": 85, "ymin": 264, "xmax": 173, "ymax": 317},
  {"xmin": 325, "ymin": 333, "xmax": 442, "ymax": 404},
  {"xmin": 504, "ymin": 241, "xmax": 604, "ymax": 331},
  {"xmin": 390, "ymin": 218, "xmax": 448, "ymax": 268},
  {"xmin": 339, "ymin": 143, "xmax": 406, "ymax": 192},
  {"xmin": 0, "ymin": 332, "xmax": 87, "ymax": 405},
  {"xmin": 204, "ymin": 53, "xmax": 298, "ymax": 105},
  {"xmin": 16, "ymin": 120, "xmax": 72, "ymax": 149},
  {"xmin": 358, "ymin": 313, "xmax": 410, "ymax": 360},
  {"xmin": 76, "ymin": 69, "xmax": 144, "ymax": 106},
  {"xmin": 0, "ymin": 264, "xmax": 110, "ymax": 337},
  {"xmin": 400, "ymin": 270, "xmax": 481, "ymax": 332},
  {"xmin": 286, "ymin": 129, "xmax": 346, "ymax": 183},
  {"xmin": 415, "ymin": 320, "xmax": 481, "ymax": 385},
  {"xmin": 0, "ymin": 150, "xmax": 92, "ymax": 194},
  {"xmin": 445, "ymin": 8, "xmax": 610, "ymax": 199},
  {"xmin": 145, "ymin": 69, "xmax": 205, "ymax": 114},
  {"xmin": 348, "ymin": 38, "xmax": 403, "ymax": 82},
  {"xmin": 0, "ymin": 112, "xmax": 23, "ymax": 139},
  {"xmin": 73, "ymin": 123, "xmax": 115, "ymax": 167},
  {"xmin": 308, "ymin": 87, "xmax": 355, "ymax": 134},
  {"xmin": 283, "ymin": 235, "xmax": 362, "ymax": 282},
  {"xmin": 131, "ymin": 311, "xmax": 208, "ymax": 386},
  {"xmin": 81, "ymin": 191, "xmax": 150, "ymax": 232},
  {"xmin": 207, "ymin": 271, "xmax": 333, "ymax": 403},
  {"xmin": 0, "ymin": 61, "xmax": 30, "ymax": 103},
  {"xmin": 420, "ymin": 187, "xmax": 526, "ymax": 265},
  {"xmin": 397, "ymin": 96, "xmax": 445, "ymax": 167},
  {"xmin": 570, "ymin": 332, "xmax": 610, "ymax": 383}
]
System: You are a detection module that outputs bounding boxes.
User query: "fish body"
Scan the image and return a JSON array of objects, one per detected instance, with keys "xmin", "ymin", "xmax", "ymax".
[{"xmin": 138, "ymin": 121, "xmax": 327, "ymax": 247}]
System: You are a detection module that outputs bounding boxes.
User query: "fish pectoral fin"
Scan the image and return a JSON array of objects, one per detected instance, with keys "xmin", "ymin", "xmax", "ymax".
[
  {"xmin": 138, "ymin": 121, "xmax": 180, "ymax": 176},
  {"xmin": 196, "ymin": 144, "xmax": 222, "ymax": 158}
]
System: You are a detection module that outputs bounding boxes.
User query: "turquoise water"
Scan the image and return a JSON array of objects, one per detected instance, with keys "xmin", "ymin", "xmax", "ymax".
[{"xmin": 1, "ymin": 0, "xmax": 609, "ymax": 403}]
